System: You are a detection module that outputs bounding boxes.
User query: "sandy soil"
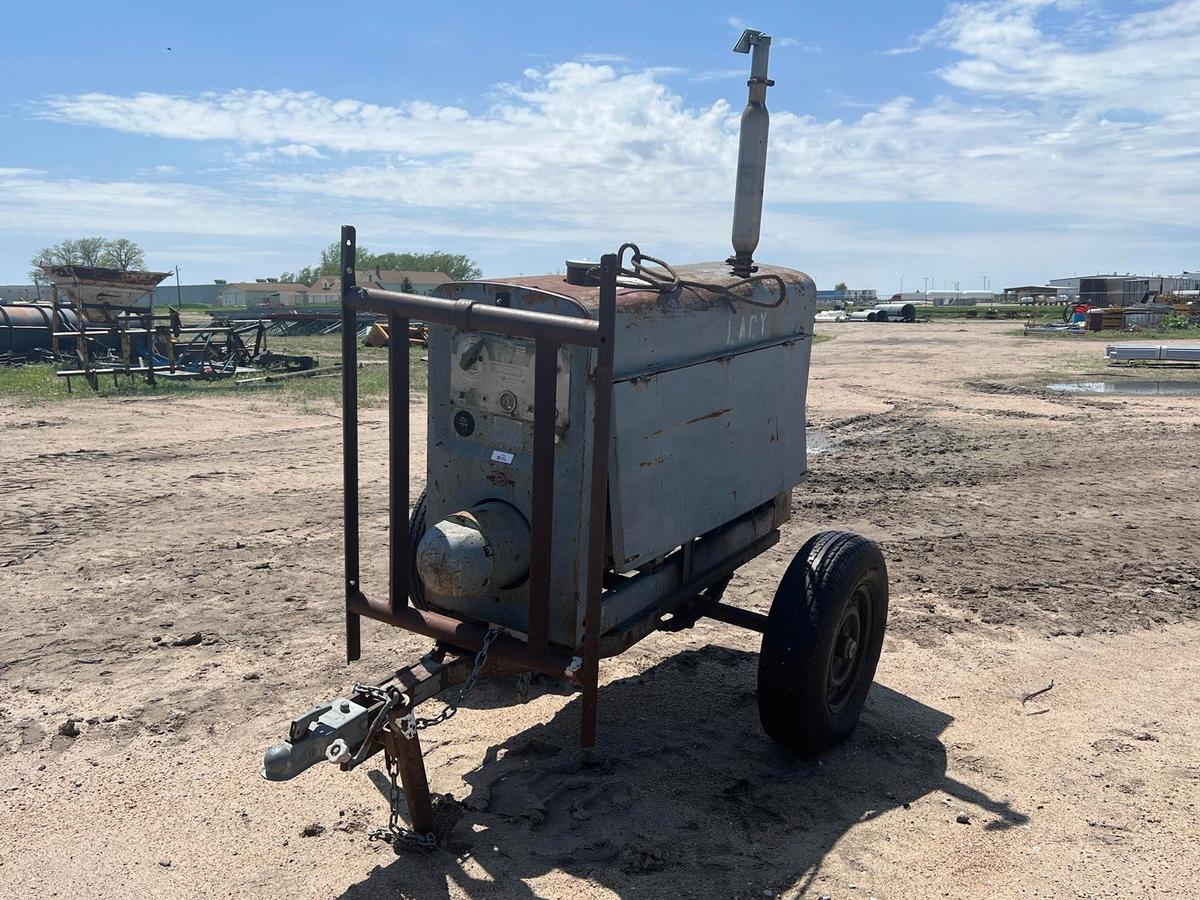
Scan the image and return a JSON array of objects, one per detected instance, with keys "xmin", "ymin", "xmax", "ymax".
[{"xmin": 1, "ymin": 321, "xmax": 1197, "ymax": 899}]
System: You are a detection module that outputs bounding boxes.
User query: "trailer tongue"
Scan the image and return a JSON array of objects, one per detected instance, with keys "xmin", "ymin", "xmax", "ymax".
[{"xmin": 263, "ymin": 29, "xmax": 889, "ymax": 853}]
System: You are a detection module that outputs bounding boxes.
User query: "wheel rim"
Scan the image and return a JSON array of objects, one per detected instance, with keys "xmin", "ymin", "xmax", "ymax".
[{"xmin": 827, "ymin": 582, "xmax": 873, "ymax": 714}]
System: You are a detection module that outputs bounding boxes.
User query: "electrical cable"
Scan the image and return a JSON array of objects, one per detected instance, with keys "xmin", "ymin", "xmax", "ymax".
[{"xmin": 605, "ymin": 243, "xmax": 788, "ymax": 311}]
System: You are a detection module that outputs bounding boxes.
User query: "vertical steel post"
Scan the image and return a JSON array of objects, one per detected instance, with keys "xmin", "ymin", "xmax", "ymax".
[
  {"xmin": 341, "ymin": 226, "xmax": 362, "ymax": 662},
  {"xmin": 526, "ymin": 337, "xmax": 558, "ymax": 657},
  {"xmin": 144, "ymin": 286, "xmax": 156, "ymax": 386},
  {"xmin": 49, "ymin": 285, "xmax": 59, "ymax": 362},
  {"xmin": 388, "ymin": 312, "xmax": 409, "ymax": 615},
  {"xmin": 580, "ymin": 253, "xmax": 617, "ymax": 748},
  {"xmin": 381, "ymin": 726, "xmax": 434, "ymax": 837}
]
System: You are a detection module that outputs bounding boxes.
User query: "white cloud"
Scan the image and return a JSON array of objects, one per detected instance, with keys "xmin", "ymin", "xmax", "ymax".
[
  {"xmin": 242, "ymin": 143, "xmax": 326, "ymax": 162},
  {"xmin": 576, "ymin": 53, "xmax": 628, "ymax": 64},
  {"xmin": 777, "ymin": 37, "xmax": 821, "ymax": 51},
  {"xmin": 14, "ymin": 1, "xmax": 1200, "ymax": 285},
  {"xmin": 0, "ymin": 168, "xmax": 313, "ymax": 238},
  {"xmin": 690, "ymin": 68, "xmax": 747, "ymax": 82}
]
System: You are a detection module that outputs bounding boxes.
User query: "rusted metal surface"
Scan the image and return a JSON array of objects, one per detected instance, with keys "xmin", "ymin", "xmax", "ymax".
[
  {"xmin": 39, "ymin": 265, "xmax": 169, "ymax": 315},
  {"xmin": 525, "ymin": 336, "xmax": 559, "ymax": 657},
  {"xmin": 476, "ymin": 261, "xmax": 808, "ymax": 315},
  {"xmin": 702, "ymin": 602, "xmax": 769, "ymax": 632},
  {"xmin": 341, "ymin": 226, "xmax": 362, "ymax": 662},
  {"xmin": 579, "ymin": 253, "xmax": 618, "ymax": 747},
  {"xmin": 379, "ymin": 726, "xmax": 434, "ymax": 836},
  {"xmin": 347, "ymin": 592, "xmax": 583, "ymax": 682},
  {"xmin": 419, "ymin": 251, "xmax": 812, "ymax": 648},
  {"xmin": 347, "ymin": 285, "xmax": 600, "ymax": 348},
  {"xmin": 0, "ymin": 304, "xmax": 81, "ymax": 358},
  {"xmin": 388, "ymin": 310, "xmax": 409, "ymax": 617}
]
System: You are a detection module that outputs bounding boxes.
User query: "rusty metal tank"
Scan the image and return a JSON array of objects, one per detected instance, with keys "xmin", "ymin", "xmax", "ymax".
[{"xmin": 0, "ymin": 304, "xmax": 81, "ymax": 357}]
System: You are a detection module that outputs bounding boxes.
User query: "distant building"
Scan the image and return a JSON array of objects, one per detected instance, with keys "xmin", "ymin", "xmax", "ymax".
[
  {"xmin": 1048, "ymin": 277, "xmax": 1080, "ymax": 298},
  {"xmin": 816, "ymin": 288, "xmax": 876, "ymax": 308},
  {"xmin": 151, "ymin": 283, "xmax": 225, "ymax": 307},
  {"xmin": 1121, "ymin": 275, "xmax": 1200, "ymax": 304},
  {"xmin": 1000, "ymin": 285, "xmax": 1064, "ymax": 303},
  {"xmin": 893, "ymin": 290, "xmax": 993, "ymax": 307},
  {"xmin": 1050, "ymin": 273, "xmax": 1200, "ymax": 306},
  {"xmin": 214, "ymin": 280, "xmax": 310, "ymax": 309},
  {"xmin": 0, "ymin": 284, "xmax": 42, "ymax": 303}
]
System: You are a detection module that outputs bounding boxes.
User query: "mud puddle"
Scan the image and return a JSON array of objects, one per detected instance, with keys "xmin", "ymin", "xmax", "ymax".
[{"xmin": 1046, "ymin": 380, "xmax": 1200, "ymax": 396}]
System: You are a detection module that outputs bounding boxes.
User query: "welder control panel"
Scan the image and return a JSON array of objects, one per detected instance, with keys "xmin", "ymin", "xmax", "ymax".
[{"xmin": 448, "ymin": 332, "xmax": 571, "ymax": 430}]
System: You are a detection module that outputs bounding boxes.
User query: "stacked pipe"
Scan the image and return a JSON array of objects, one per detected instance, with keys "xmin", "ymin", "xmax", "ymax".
[{"xmin": 843, "ymin": 302, "xmax": 917, "ymax": 323}]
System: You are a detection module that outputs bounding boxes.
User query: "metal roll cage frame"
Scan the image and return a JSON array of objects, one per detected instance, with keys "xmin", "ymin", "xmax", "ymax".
[{"xmin": 338, "ymin": 225, "xmax": 616, "ymax": 748}]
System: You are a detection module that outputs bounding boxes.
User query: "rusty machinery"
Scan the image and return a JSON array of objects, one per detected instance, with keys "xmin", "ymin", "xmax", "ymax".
[{"xmin": 264, "ymin": 29, "xmax": 889, "ymax": 851}]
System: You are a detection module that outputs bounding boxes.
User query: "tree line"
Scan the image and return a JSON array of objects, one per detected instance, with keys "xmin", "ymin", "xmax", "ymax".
[
  {"xmin": 26, "ymin": 237, "xmax": 482, "ymax": 288},
  {"xmin": 280, "ymin": 242, "xmax": 482, "ymax": 285},
  {"xmin": 30, "ymin": 237, "xmax": 147, "ymax": 283}
]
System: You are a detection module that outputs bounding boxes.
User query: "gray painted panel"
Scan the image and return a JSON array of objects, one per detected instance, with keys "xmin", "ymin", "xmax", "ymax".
[
  {"xmin": 609, "ymin": 338, "xmax": 810, "ymax": 571},
  {"xmin": 1160, "ymin": 345, "xmax": 1200, "ymax": 361},
  {"xmin": 1106, "ymin": 344, "xmax": 1160, "ymax": 360}
]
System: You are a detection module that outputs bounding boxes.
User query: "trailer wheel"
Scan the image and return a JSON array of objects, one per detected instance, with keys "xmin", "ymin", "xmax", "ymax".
[
  {"xmin": 408, "ymin": 488, "xmax": 430, "ymax": 609},
  {"xmin": 757, "ymin": 531, "xmax": 888, "ymax": 754}
]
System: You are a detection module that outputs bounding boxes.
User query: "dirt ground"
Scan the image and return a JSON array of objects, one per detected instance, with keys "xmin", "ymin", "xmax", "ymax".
[{"xmin": 1, "ymin": 321, "xmax": 1197, "ymax": 899}]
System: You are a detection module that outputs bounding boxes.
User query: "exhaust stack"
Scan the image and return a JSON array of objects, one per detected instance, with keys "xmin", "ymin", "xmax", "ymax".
[{"xmin": 727, "ymin": 29, "xmax": 773, "ymax": 277}]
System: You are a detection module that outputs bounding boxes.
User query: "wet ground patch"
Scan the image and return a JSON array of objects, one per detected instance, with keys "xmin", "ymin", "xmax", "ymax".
[{"xmin": 1046, "ymin": 380, "xmax": 1200, "ymax": 396}]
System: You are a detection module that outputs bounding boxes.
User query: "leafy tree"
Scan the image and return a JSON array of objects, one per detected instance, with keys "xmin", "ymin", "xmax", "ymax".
[
  {"xmin": 28, "ymin": 248, "xmax": 56, "ymax": 284},
  {"xmin": 281, "ymin": 243, "xmax": 482, "ymax": 284},
  {"xmin": 835, "ymin": 281, "xmax": 848, "ymax": 291},
  {"xmin": 73, "ymin": 237, "xmax": 108, "ymax": 266},
  {"xmin": 278, "ymin": 265, "xmax": 321, "ymax": 286},
  {"xmin": 371, "ymin": 251, "xmax": 481, "ymax": 282},
  {"xmin": 29, "ymin": 236, "xmax": 146, "ymax": 282},
  {"xmin": 100, "ymin": 238, "xmax": 146, "ymax": 271}
]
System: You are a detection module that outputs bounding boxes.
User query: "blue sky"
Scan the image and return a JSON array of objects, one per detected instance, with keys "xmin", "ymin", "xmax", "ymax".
[{"xmin": 3, "ymin": 0, "xmax": 1199, "ymax": 291}]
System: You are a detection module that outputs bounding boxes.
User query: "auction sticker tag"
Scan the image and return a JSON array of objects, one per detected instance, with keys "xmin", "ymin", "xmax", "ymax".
[{"xmin": 490, "ymin": 450, "xmax": 514, "ymax": 464}]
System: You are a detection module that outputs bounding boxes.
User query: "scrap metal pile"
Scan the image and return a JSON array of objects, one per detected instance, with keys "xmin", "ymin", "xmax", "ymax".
[{"xmin": 0, "ymin": 265, "xmax": 317, "ymax": 390}]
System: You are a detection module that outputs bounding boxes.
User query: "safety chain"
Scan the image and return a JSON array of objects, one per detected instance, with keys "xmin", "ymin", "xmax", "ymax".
[
  {"xmin": 359, "ymin": 629, "xmax": 502, "ymax": 853},
  {"xmin": 366, "ymin": 751, "xmax": 438, "ymax": 852},
  {"xmin": 412, "ymin": 628, "xmax": 501, "ymax": 730}
]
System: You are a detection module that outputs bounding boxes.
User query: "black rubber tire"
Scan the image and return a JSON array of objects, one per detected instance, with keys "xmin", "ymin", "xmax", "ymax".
[
  {"xmin": 757, "ymin": 531, "xmax": 888, "ymax": 755},
  {"xmin": 408, "ymin": 488, "xmax": 430, "ymax": 610}
]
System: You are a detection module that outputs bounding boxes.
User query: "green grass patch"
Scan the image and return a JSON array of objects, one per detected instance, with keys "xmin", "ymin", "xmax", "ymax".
[
  {"xmin": 0, "ymin": 344, "xmax": 427, "ymax": 408},
  {"xmin": 916, "ymin": 304, "xmax": 1062, "ymax": 322},
  {"xmin": 1018, "ymin": 324, "xmax": 1200, "ymax": 342}
]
